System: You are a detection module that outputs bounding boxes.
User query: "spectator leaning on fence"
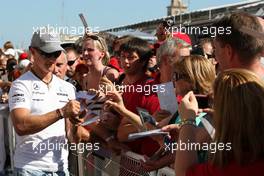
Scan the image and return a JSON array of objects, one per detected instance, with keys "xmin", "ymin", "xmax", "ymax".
[
  {"xmin": 117, "ymin": 37, "xmax": 161, "ymax": 156},
  {"xmin": 141, "ymin": 55, "xmax": 216, "ymax": 172},
  {"xmin": 175, "ymin": 69, "xmax": 264, "ymax": 176},
  {"xmin": 82, "ymin": 33, "xmax": 119, "ymax": 90},
  {"xmin": 148, "ymin": 38, "xmax": 180, "ymax": 124},
  {"xmin": 8, "ymin": 29, "xmax": 83, "ymax": 175}
]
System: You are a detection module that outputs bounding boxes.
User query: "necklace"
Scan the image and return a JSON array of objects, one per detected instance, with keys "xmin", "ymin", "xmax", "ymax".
[{"xmin": 30, "ymin": 68, "xmax": 53, "ymax": 86}]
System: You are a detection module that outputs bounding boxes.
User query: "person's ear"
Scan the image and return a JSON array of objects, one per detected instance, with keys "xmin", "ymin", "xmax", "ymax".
[
  {"xmin": 99, "ymin": 51, "xmax": 105, "ymax": 60},
  {"xmin": 224, "ymin": 44, "xmax": 235, "ymax": 62}
]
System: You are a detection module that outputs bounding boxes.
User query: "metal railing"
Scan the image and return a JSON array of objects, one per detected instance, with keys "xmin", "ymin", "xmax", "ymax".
[{"xmin": 2, "ymin": 104, "xmax": 175, "ymax": 176}]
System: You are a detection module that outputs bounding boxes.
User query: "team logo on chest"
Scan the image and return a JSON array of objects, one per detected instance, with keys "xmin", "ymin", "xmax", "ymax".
[{"xmin": 33, "ymin": 83, "xmax": 40, "ymax": 90}]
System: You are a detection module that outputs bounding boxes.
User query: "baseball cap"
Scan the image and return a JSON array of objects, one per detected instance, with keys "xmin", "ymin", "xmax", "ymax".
[
  {"xmin": 30, "ymin": 29, "xmax": 64, "ymax": 53},
  {"xmin": 18, "ymin": 59, "xmax": 31, "ymax": 69},
  {"xmin": 4, "ymin": 48, "xmax": 16, "ymax": 56},
  {"xmin": 19, "ymin": 52, "xmax": 28, "ymax": 60},
  {"xmin": 172, "ymin": 32, "xmax": 192, "ymax": 47}
]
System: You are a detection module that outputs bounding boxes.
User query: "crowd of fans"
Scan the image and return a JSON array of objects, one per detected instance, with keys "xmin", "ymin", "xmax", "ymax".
[{"xmin": 0, "ymin": 11, "xmax": 263, "ymax": 176}]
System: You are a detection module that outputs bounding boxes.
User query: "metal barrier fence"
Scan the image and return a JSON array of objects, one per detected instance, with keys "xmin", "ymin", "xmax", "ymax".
[
  {"xmin": 0, "ymin": 104, "xmax": 13, "ymax": 175},
  {"xmin": 157, "ymin": 167, "xmax": 175, "ymax": 176},
  {"xmin": 0, "ymin": 105, "xmax": 6, "ymax": 174},
  {"xmin": 2, "ymin": 103, "xmax": 175, "ymax": 176},
  {"xmin": 73, "ymin": 148, "xmax": 175, "ymax": 176}
]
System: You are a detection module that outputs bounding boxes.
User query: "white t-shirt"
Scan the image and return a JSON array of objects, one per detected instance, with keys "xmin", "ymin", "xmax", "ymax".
[{"xmin": 9, "ymin": 71, "xmax": 75, "ymax": 172}]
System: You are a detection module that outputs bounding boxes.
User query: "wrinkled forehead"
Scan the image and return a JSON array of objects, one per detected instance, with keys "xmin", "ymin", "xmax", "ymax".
[{"xmin": 56, "ymin": 52, "xmax": 67, "ymax": 64}]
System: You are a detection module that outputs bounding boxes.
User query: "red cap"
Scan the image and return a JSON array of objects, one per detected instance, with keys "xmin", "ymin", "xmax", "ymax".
[
  {"xmin": 19, "ymin": 52, "xmax": 28, "ymax": 60},
  {"xmin": 172, "ymin": 32, "xmax": 192, "ymax": 46}
]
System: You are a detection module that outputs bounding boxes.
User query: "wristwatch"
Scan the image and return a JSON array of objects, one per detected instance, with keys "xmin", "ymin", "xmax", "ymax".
[{"xmin": 179, "ymin": 119, "xmax": 196, "ymax": 130}]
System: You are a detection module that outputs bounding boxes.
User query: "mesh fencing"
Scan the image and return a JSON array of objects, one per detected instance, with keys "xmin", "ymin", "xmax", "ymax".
[{"xmin": 70, "ymin": 148, "xmax": 175, "ymax": 176}]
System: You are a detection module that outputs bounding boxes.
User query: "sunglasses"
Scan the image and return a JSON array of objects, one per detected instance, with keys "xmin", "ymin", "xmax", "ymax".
[
  {"xmin": 67, "ymin": 59, "xmax": 77, "ymax": 66},
  {"xmin": 83, "ymin": 34, "xmax": 106, "ymax": 51},
  {"xmin": 37, "ymin": 48, "xmax": 62, "ymax": 59},
  {"xmin": 172, "ymin": 72, "xmax": 189, "ymax": 82}
]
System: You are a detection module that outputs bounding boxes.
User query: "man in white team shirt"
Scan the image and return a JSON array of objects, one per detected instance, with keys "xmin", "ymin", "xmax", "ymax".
[{"xmin": 9, "ymin": 29, "xmax": 82, "ymax": 175}]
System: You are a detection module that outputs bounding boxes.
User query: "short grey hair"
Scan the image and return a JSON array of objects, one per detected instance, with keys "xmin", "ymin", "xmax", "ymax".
[
  {"xmin": 156, "ymin": 38, "xmax": 180, "ymax": 64},
  {"xmin": 62, "ymin": 51, "xmax": 68, "ymax": 64}
]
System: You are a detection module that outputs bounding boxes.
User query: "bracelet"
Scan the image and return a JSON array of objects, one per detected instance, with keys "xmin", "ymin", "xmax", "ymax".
[
  {"xmin": 179, "ymin": 119, "xmax": 196, "ymax": 130},
  {"xmin": 105, "ymin": 135, "xmax": 115, "ymax": 142},
  {"xmin": 56, "ymin": 109, "xmax": 64, "ymax": 119}
]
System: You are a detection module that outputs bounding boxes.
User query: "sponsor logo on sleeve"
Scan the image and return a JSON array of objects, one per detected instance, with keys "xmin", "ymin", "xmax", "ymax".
[
  {"xmin": 11, "ymin": 93, "xmax": 25, "ymax": 103},
  {"xmin": 11, "ymin": 97, "xmax": 25, "ymax": 103},
  {"xmin": 12, "ymin": 94, "xmax": 24, "ymax": 97}
]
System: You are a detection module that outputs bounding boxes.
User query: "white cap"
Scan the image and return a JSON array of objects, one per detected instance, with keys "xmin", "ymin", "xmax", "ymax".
[
  {"xmin": 4, "ymin": 48, "xmax": 16, "ymax": 56},
  {"xmin": 18, "ymin": 59, "xmax": 30, "ymax": 69}
]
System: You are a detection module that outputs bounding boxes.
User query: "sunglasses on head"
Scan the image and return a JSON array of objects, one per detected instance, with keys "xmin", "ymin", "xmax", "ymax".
[
  {"xmin": 83, "ymin": 34, "xmax": 106, "ymax": 51},
  {"xmin": 36, "ymin": 48, "xmax": 62, "ymax": 59},
  {"xmin": 67, "ymin": 59, "xmax": 77, "ymax": 66}
]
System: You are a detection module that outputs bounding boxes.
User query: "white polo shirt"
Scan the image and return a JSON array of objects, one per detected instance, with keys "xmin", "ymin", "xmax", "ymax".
[{"xmin": 9, "ymin": 71, "xmax": 75, "ymax": 172}]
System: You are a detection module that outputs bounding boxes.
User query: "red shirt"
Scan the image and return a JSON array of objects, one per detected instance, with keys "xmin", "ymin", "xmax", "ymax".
[
  {"xmin": 122, "ymin": 75, "xmax": 160, "ymax": 114},
  {"xmin": 186, "ymin": 161, "xmax": 264, "ymax": 176},
  {"xmin": 108, "ymin": 56, "xmax": 123, "ymax": 73},
  {"xmin": 121, "ymin": 75, "xmax": 160, "ymax": 156}
]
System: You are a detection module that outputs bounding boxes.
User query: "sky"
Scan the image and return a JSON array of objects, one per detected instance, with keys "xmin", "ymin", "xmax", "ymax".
[{"xmin": 0, "ymin": 0, "xmax": 248, "ymax": 48}]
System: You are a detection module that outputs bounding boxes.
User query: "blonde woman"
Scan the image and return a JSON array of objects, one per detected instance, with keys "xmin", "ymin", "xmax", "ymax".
[
  {"xmin": 82, "ymin": 34, "xmax": 119, "ymax": 90},
  {"xmin": 175, "ymin": 69, "xmax": 264, "ymax": 176},
  {"xmin": 158, "ymin": 55, "xmax": 216, "ymax": 126},
  {"xmin": 141, "ymin": 55, "xmax": 216, "ymax": 171},
  {"xmin": 173, "ymin": 55, "xmax": 215, "ymax": 97}
]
